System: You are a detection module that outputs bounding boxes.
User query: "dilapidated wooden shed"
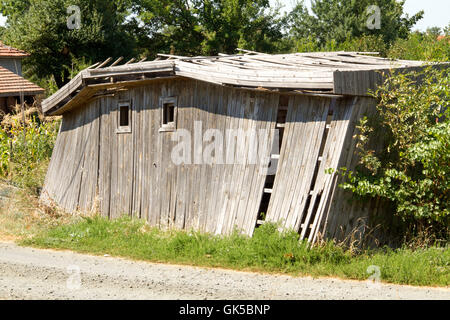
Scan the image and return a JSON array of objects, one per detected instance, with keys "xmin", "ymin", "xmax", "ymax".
[{"xmin": 41, "ymin": 51, "xmax": 426, "ymax": 243}]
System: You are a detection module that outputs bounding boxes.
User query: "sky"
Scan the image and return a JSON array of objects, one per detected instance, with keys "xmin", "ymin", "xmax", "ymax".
[{"xmin": 0, "ymin": 0, "xmax": 448, "ymax": 32}]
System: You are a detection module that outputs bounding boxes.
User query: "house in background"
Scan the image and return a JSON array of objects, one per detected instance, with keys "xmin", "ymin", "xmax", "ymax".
[
  {"xmin": 0, "ymin": 42, "xmax": 44, "ymax": 115},
  {"xmin": 437, "ymin": 35, "xmax": 450, "ymax": 43}
]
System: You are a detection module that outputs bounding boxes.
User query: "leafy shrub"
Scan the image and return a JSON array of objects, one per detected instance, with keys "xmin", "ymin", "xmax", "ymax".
[
  {"xmin": 388, "ymin": 31, "xmax": 450, "ymax": 62},
  {"xmin": 0, "ymin": 114, "xmax": 60, "ymax": 193},
  {"xmin": 289, "ymin": 34, "xmax": 388, "ymax": 56},
  {"xmin": 338, "ymin": 67, "xmax": 449, "ymax": 233},
  {"xmin": 336, "ymin": 35, "xmax": 388, "ymax": 56}
]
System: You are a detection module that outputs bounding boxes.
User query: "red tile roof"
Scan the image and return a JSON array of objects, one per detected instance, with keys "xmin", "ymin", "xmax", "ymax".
[
  {"xmin": 0, "ymin": 66, "xmax": 44, "ymax": 96},
  {"xmin": 0, "ymin": 42, "xmax": 29, "ymax": 58},
  {"xmin": 437, "ymin": 35, "xmax": 449, "ymax": 42}
]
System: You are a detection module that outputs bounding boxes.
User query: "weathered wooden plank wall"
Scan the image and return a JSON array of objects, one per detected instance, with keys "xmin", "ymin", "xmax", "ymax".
[
  {"xmin": 42, "ymin": 79, "xmax": 278, "ymax": 236},
  {"xmin": 265, "ymin": 95, "xmax": 330, "ymax": 231},
  {"xmin": 41, "ymin": 78, "xmax": 383, "ymax": 242},
  {"xmin": 333, "ymin": 65, "xmax": 440, "ymax": 97},
  {"xmin": 304, "ymin": 97, "xmax": 361, "ymax": 242},
  {"xmin": 319, "ymin": 96, "xmax": 384, "ymax": 243},
  {"xmin": 132, "ymin": 79, "xmax": 279, "ymax": 234},
  {"xmin": 41, "ymin": 98, "xmax": 101, "ymax": 213},
  {"xmin": 264, "ymin": 96, "xmax": 372, "ymax": 242}
]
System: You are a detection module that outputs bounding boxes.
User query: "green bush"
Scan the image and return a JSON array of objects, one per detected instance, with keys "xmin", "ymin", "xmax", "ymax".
[
  {"xmin": 335, "ymin": 35, "xmax": 388, "ymax": 56},
  {"xmin": 338, "ymin": 67, "xmax": 449, "ymax": 233},
  {"xmin": 388, "ymin": 31, "xmax": 450, "ymax": 62},
  {"xmin": 0, "ymin": 116, "xmax": 60, "ymax": 193}
]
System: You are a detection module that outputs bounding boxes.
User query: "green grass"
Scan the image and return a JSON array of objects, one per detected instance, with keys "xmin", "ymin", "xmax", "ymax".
[
  {"xmin": 21, "ymin": 216, "xmax": 450, "ymax": 287},
  {"xmin": 0, "ymin": 184, "xmax": 75, "ymax": 241}
]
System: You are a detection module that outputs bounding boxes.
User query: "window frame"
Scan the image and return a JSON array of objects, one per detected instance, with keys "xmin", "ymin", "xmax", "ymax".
[
  {"xmin": 116, "ymin": 101, "xmax": 132, "ymax": 134},
  {"xmin": 159, "ymin": 96, "xmax": 178, "ymax": 132}
]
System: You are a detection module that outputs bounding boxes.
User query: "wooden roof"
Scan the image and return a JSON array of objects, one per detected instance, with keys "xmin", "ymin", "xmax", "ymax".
[
  {"xmin": 0, "ymin": 66, "xmax": 45, "ymax": 97},
  {"xmin": 42, "ymin": 51, "xmax": 429, "ymax": 115}
]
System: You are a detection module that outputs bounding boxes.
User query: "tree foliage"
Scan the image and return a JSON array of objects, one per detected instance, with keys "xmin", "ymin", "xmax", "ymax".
[
  {"xmin": 388, "ymin": 28, "xmax": 450, "ymax": 62},
  {"xmin": 0, "ymin": 0, "xmax": 288, "ymax": 87},
  {"xmin": 0, "ymin": 0, "xmax": 138, "ymax": 87},
  {"xmin": 288, "ymin": 0, "xmax": 423, "ymax": 49},
  {"xmin": 133, "ymin": 0, "xmax": 287, "ymax": 57}
]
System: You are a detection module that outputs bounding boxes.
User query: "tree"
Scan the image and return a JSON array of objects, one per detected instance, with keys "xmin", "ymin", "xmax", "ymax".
[
  {"xmin": 133, "ymin": 0, "xmax": 287, "ymax": 57},
  {"xmin": 426, "ymin": 27, "xmax": 442, "ymax": 37},
  {"xmin": 0, "ymin": 0, "xmax": 288, "ymax": 88},
  {"xmin": 0, "ymin": 0, "xmax": 139, "ymax": 87},
  {"xmin": 288, "ymin": 0, "xmax": 423, "ymax": 49}
]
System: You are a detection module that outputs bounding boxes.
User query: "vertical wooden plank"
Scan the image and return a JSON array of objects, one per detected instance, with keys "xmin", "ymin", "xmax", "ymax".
[
  {"xmin": 196, "ymin": 82, "xmax": 212, "ymax": 232},
  {"xmin": 215, "ymin": 86, "xmax": 237, "ymax": 234},
  {"xmin": 223, "ymin": 89, "xmax": 247, "ymax": 234},
  {"xmin": 204, "ymin": 84, "xmax": 223, "ymax": 233},
  {"xmin": 99, "ymin": 96, "xmax": 112, "ymax": 218},
  {"xmin": 233, "ymin": 91, "xmax": 257, "ymax": 231},
  {"xmin": 131, "ymin": 87, "xmax": 142, "ymax": 218},
  {"xmin": 109, "ymin": 94, "xmax": 120, "ymax": 218},
  {"xmin": 78, "ymin": 99, "xmax": 101, "ymax": 212},
  {"xmin": 147, "ymin": 83, "xmax": 162, "ymax": 226},
  {"xmin": 174, "ymin": 79, "xmax": 190, "ymax": 230},
  {"xmin": 168, "ymin": 80, "xmax": 180, "ymax": 228},
  {"xmin": 214, "ymin": 85, "xmax": 237, "ymax": 235},
  {"xmin": 182, "ymin": 80, "xmax": 197, "ymax": 231},
  {"xmin": 140, "ymin": 84, "xmax": 151, "ymax": 223}
]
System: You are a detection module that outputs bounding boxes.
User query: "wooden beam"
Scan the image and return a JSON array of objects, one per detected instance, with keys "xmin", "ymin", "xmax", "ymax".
[
  {"xmin": 237, "ymin": 48, "xmax": 268, "ymax": 55},
  {"xmin": 110, "ymin": 57, "xmax": 124, "ymax": 67},
  {"xmin": 87, "ymin": 62, "xmax": 100, "ymax": 69},
  {"xmin": 157, "ymin": 53, "xmax": 189, "ymax": 59},
  {"xmin": 95, "ymin": 57, "xmax": 112, "ymax": 69}
]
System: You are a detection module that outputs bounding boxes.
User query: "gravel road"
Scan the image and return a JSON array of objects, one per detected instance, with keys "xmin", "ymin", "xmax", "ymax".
[{"xmin": 0, "ymin": 242, "xmax": 448, "ymax": 300}]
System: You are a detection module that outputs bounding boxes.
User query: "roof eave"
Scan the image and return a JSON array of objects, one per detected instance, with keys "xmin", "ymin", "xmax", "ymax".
[
  {"xmin": 42, "ymin": 61, "xmax": 176, "ymax": 115},
  {"xmin": 0, "ymin": 89, "xmax": 45, "ymax": 98}
]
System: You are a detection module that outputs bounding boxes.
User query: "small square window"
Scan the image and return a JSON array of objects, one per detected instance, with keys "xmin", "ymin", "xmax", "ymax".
[
  {"xmin": 159, "ymin": 97, "xmax": 177, "ymax": 132},
  {"xmin": 117, "ymin": 101, "xmax": 132, "ymax": 133}
]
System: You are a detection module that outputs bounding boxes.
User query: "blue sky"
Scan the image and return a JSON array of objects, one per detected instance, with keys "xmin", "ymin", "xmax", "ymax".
[
  {"xmin": 275, "ymin": 0, "xmax": 449, "ymax": 31},
  {"xmin": 0, "ymin": 0, "xmax": 448, "ymax": 32}
]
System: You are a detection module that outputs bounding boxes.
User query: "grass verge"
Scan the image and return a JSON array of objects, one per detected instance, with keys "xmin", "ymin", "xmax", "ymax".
[
  {"xmin": 21, "ymin": 215, "xmax": 449, "ymax": 287},
  {"xmin": 0, "ymin": 182, "xmax": 75, "ymax": 241}
]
